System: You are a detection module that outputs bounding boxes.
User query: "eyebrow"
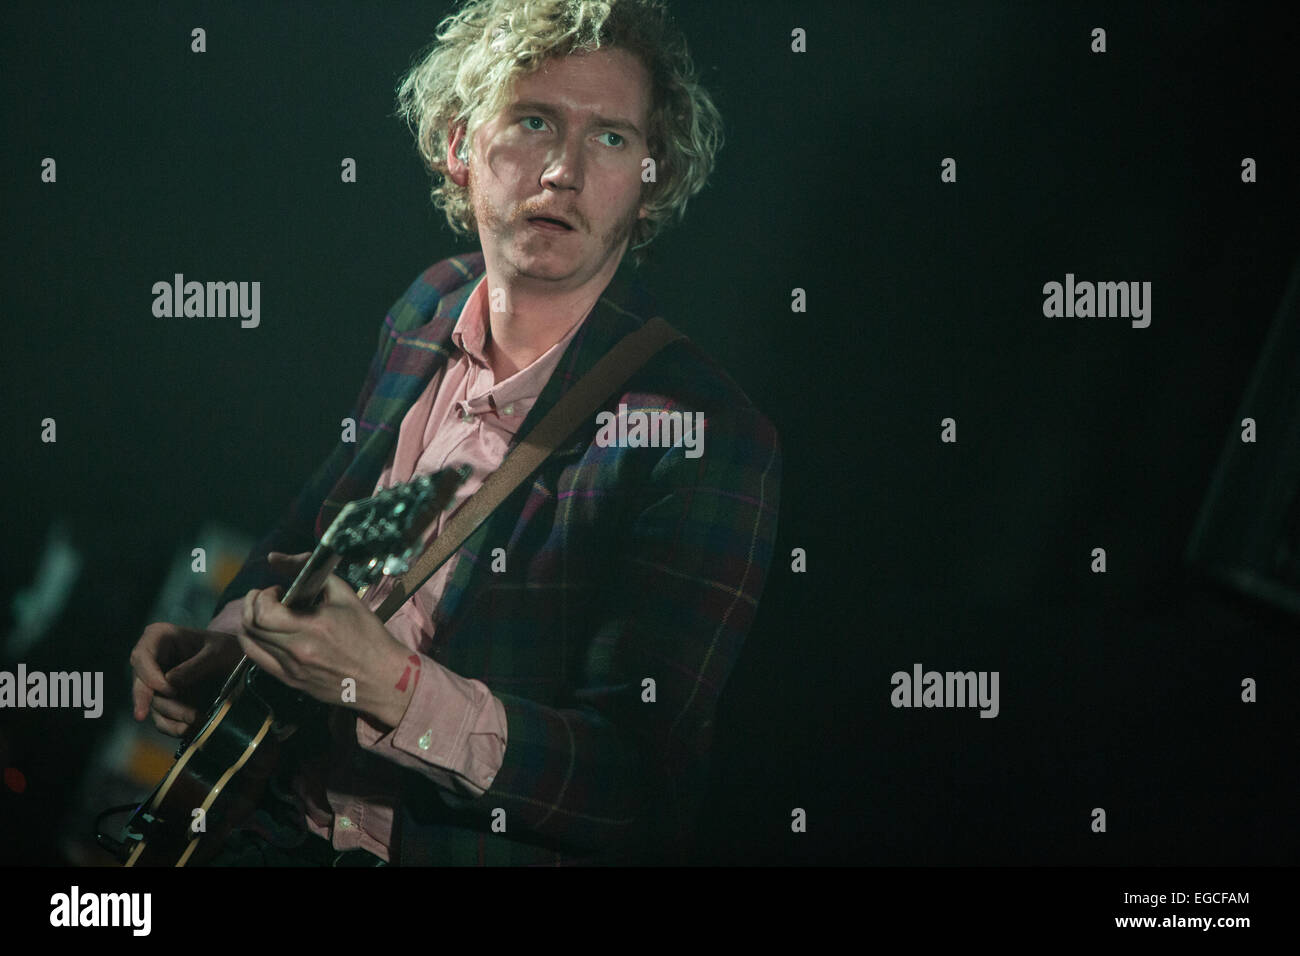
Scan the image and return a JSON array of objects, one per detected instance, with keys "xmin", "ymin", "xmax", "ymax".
[{"xmin": 509, "ymin": 100, "xmax": 643, "ymax": 139}]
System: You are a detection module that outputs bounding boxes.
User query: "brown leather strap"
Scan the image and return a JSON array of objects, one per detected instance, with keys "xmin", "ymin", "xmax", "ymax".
[{"xmin": 375, "ymin": 315, "xmax": 685, "ymax": 622}]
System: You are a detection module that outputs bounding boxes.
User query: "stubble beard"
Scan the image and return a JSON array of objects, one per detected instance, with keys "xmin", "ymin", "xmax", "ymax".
[{"xmin": 468, "ymin": 163, "xmax": 640, "ymax": 279}]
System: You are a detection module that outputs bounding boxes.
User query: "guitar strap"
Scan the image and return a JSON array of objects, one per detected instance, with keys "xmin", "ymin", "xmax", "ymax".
[{"xmin": 374, "ymin": 315, "xmax": 685, "ymax": 623}]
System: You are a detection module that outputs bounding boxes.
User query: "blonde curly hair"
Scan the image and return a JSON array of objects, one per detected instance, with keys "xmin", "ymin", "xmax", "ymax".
[{"xmin": 394, "ymin": 0, "xmax": 723, "ymax": 264}]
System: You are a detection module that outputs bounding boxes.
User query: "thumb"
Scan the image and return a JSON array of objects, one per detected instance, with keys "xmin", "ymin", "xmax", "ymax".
[
  {"xmin": 267, "ymin": 551, "xmax": 311, "ymax": 585},
  {"xmin": 167, "ymin": 643, "xmax": 227, "ymax": 688}
]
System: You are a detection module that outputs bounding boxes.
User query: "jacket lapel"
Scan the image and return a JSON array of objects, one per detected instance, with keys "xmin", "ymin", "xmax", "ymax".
[
  {"xmin": 506, "ymin": 260, "xmax": 662, "ymax": 462},
  {"xmin": 428, "ymin": 256, "xmax": 664, "ymax": 639}
]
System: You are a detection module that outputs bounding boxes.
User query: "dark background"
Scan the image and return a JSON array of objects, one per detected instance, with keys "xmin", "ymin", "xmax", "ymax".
[{"xmin": 2, "ymin": 0, "xmax": 1298, "ymax": 865}]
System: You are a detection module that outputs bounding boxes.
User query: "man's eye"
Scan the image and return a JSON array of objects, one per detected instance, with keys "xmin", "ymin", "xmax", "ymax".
[
  {"xmin": 521, "ymin": 116, "xmax": 547, "ymax": 131},
  {"xmin": 600, "ymin": 132, "xmax": 625, "ymax": 148}
]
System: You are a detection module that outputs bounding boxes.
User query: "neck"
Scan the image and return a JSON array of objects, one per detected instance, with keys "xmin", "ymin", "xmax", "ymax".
[{"xmin": 479, "ymin": 255, "xmax": 623, "ymax": 380}]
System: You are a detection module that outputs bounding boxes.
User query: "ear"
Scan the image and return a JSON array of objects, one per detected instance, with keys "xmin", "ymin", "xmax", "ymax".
[{"xmin": 446, "ymin": 124, "xmax": 470, "ymax": 187}]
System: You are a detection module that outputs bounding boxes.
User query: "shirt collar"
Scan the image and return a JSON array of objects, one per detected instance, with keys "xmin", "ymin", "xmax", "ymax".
[
  {"xmin": 450, "ymin": 275, "xmax": 589, "ymax": 419},
  {"xmin": 450, "ymin": 276, "xmax": 492, "ymax": 367}
]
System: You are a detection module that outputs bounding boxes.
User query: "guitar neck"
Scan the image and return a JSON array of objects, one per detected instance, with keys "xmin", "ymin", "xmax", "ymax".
[
  {"xmin": 205, "ymin": 468, "xmax": 465, "ymax": 727},
  {"xmin": 281, "ymin": 547, "xmax": 344, "ymax": 611}
]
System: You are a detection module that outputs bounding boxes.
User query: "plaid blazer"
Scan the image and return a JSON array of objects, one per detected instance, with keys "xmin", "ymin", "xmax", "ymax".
[{"xmin": 216, "ymin": 252, "xmax": 782, "ymax": 864}]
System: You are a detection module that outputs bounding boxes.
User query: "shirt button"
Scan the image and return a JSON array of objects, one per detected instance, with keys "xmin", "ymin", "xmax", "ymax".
[
  {"xmin": 502, "ymin": 403, "xmax": 515, "ymax": 416},
  {"xmin": 418, "ymin": 730, "xmax": 433, "ymax": 751},
  {"xmin": 339, "ymin": 817, "xmax": 352, "ymax": 829}
]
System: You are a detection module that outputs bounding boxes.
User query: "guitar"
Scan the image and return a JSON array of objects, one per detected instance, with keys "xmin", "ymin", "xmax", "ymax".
[{"xmin": 119, "ymin": 467, "xmax": 465, "ymax": 867}]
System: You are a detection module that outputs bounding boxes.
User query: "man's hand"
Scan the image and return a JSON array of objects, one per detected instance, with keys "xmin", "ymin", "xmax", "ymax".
[
  {"xmin": 129, "ymin": 550, "xmax": 313, "ymax": 737},
  {"xmin": 237, "ymin": 551, "xmax": 415, "ymax": 729},
  {"xmin": 129, "ymin": 623, "xmax": 243, "ymax": 737}
]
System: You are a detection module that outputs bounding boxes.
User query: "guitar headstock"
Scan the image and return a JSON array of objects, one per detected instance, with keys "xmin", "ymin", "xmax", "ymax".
[{"xmin": 321, "ymin": 466, "xmax": 469, "ymax": 593}]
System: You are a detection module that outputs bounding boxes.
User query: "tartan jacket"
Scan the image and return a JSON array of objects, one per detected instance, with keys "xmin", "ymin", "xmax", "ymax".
[{"xmin": 216, "ymin": 251, "xmax": 782, "ymax": 864}]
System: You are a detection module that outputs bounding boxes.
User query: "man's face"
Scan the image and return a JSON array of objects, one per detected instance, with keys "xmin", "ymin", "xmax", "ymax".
[{"xmin": 454, "ymin": 47, "xmax": 652, "ymax": 288}]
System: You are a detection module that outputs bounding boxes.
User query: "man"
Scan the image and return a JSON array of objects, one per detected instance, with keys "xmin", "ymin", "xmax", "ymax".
[{"xmin": 128, "ymin": 0, "xmax": 780, "ymax": 865}]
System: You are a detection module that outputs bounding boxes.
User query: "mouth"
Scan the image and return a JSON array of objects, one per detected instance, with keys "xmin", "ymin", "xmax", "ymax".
[{"xmin": 527, "ymin": 215, "xmax": 574, "ymax": 231}]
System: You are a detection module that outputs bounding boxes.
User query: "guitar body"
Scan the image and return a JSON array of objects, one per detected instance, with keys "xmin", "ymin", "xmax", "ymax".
[
  {"xmin": 118, "ymin": 469, "xmax": 463, "ymax": 866},
  {"xmin": 125, "ymin": 662, "xmax": 284, "ymax": 866}
]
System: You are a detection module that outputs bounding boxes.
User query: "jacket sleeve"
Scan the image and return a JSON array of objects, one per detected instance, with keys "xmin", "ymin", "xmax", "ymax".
[{"xmin": 438, "ymin": 403, "xmax": 783, "ymax": 861}]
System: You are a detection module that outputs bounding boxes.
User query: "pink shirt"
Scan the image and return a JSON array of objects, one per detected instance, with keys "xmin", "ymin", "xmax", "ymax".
[{"xmin": 208, "ymin": 275, "xmax": 588, "ymax": 861}]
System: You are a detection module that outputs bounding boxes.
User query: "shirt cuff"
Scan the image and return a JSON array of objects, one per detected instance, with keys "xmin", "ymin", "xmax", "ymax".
[{"xmin": 355, "ymin": 654, "xmax": 507, "ymax": 799}]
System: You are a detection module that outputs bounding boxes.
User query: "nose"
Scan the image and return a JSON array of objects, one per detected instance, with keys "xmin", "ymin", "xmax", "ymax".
[{"xmin": 540, "ymin": 133, "xmax": 584, "ymax": 192}]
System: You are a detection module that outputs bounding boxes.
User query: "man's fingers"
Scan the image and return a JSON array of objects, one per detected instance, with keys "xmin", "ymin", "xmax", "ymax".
[
  {"xmin": 129, "ymin": 640, "xmax": 176, "ymax": 694},
  {"xmin": 237, "ymin": 629, "xmax": 293, "ymax": 680},
  {"xmin": 150, "ymin": 695, "xmax": 197, "ymax": 725},
  {"xmin": 242, "ymin": 585, "xmax": 291, "ymax": 634},
  {"xmin": 133, "ymin": 670, "xmax": 190, "ymax": 721},
  {"xmin": 131, "ymin": 676, "xmax": 154, "ymax": 721},
  {"xmin": 164, "ymin": 655, "xmax": 205, "ymax": 689},
  {"xmin": 151, "ymin": 712, "xmax": 190, "ymax": 738},
  {"xmin": 166, "ymin": 641, "xmax": 235, "ymax": 688},
  {"xmin": 267, "ymin": 551, "xmax": 312, "ymax": 583},
  {"xmin": 267, "ymin": 551, "xmax": 311, "ymax": 565}
]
